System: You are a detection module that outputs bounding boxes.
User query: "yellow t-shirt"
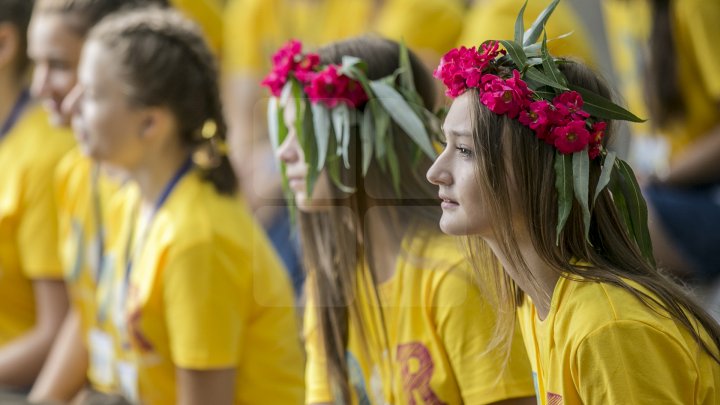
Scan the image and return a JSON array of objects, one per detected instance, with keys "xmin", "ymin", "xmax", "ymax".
[
  {"xmin": 54, "ymin": 148, "xmax": 123, "ymax": 392},
  {"xmin": 305, "ymin": 233, "xmax": 534, "ymax": 404},
  {"xmin": 171, "ymin": 0, "xmax": 224, "ymax": 57},
  {"xmin": 517, "ymin": 276, "xmax": 720, "ymax": 404},
  {"xmin": 457, "ymin": 0, "xmax": 597, "ymax": 67},
  {"xmin": 223, "ymin": 0, "xmax": 464, "ymax": 74},
  {"xmin": 0, "ymin": 103, "xmax": 74, "ymax": 344},
  {"xmin": 107, "ymin": 171, "xmax": 304, "ymax": 405},
  {"xmin": 603, "ymin": 0, "xmax": 720, "ymax": 157}
]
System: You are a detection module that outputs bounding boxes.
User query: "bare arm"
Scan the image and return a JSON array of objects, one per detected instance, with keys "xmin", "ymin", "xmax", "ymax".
[
  {"xmin": 28, "ymin": 309, "xmax": 88, "ymax": 403},
  {"xmin": 0, "ymin": 280, "xmax": 69, "ymax": 388},
  {"xmin": 176, "ymin": 367, "xmax": 236, "ymax": 405},
  {"xmin": 662, "ymin": 120, "xmax": 720, "ymax": 187}
]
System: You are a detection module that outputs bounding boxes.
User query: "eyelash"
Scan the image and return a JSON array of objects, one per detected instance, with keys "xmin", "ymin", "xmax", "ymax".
[{"xmin": 456, "ymin": 146, "xmax": 472, "ymax": 157}]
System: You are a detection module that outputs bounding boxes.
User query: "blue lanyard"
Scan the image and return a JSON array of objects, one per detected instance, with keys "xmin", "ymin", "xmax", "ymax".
[
  {"xmin": 123, "ymin": 158, "xmax": 194, "ymax": 285},
  {"xmin": 0, "ymin": 89, "xmax": 31, "ymax": 139}
]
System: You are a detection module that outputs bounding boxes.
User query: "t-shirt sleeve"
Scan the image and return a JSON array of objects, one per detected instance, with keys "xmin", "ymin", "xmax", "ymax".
[
  {"xmin": 20, "ymin": 154, "xmax": 64, "ymax": 279},
  {"xmin": 303, "ymin": 286, "xmax": 334, "ymax": 404},
  {"xmin": 432, "ymin": 267, "xmax": 535, "ymax": 404},
  {"xmin": 163, "ymin": 241, "xmax": 249, "ymax": 369},
  {"xmin": 575, "ymin": 320, "xmax": 698, "ymax": 404},
  {"xmin": 684, "ymin": 2, "xmax": 720, "ymax": 99}
]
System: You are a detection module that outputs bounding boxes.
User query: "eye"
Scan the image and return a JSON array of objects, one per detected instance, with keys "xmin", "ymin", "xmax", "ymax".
[{"xmin": 456, "ymin": 145, "xmax": 473, "ymax": 157}]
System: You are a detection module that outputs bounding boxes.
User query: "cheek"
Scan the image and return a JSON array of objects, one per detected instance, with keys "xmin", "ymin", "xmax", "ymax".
[{"xmin": 51, "ymin": 71, "xmax": 76, "ymax": 96}]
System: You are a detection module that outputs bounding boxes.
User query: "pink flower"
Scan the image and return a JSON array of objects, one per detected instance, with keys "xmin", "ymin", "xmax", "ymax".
[
  {"xmin": 519, "ymin": 100, "xmax": 555, "ymax": 140},
  {"xmin": 553, "ymin": 91, "xmax": 590, "ymax": 121},
  {"xmin": 480, "ymin": 41, "xmax": 506, "ymax": 64},
  {"xmin": 588, "ymin": 143, "xmax": 602, "ymax": 159},
  {"xmin": 261, "ymin": 40, "xmax": 320, "ymax": 96},
  {"xmin": 305, "ymin": 65, "xmax": 368, "ymax": 108},
  {"xmin": 551, "ymin": 120, "xmax": 591, "ymax": 154},
  {"xmin": 479, "ymin": 71, "xmax": 530, "ymax": 119},
  {"xmin": 434, "ymin": 46, "xmax": 493, "ymax": 98},
  {"xmin": 588, "ymin": 121, "xmax": 607, "ymax": 159}
]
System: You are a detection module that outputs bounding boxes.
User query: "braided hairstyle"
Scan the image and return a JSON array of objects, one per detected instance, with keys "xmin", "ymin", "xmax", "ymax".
[
  {"xmin": 34, "ymin": 0, "xmax": 169, "ymax": 36},
  {"xmin": 88, "ymin": 7, "xmax": 237, "ymax": 195}
]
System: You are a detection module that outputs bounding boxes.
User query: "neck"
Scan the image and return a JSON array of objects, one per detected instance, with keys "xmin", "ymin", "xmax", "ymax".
[
  {"xmin": 129, "ymin": 144, "xmax": 191, "ymax": 210},
  {"xmin": 365, "ymin": 208, "xmax": 404, "ymax": 284},
  {"xmin": 483, "ymin": 227, "xmax": 560, "ymax": 320},
  {"xmin": 0, "ymin": 72, "xmax": 25, "ymax": 128}
]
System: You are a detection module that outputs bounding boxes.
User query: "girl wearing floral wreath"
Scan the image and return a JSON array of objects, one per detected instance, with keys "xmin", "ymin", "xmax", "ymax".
[
  {"xmin": 427, "ymin": 2, "xmax": 720, "ymax": 403},
  {"xmin": 264, "ymin": 36, "xmax": 537, "ymax": 404}
]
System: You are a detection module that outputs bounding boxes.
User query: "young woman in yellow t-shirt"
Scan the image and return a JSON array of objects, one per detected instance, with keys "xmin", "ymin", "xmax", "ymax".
[
  {"xmin": 0, "ymin": 0, "xmax": 75, "ymax": 392},
  {"xmin": 428, "ymin": 4, "xmax": 720, "ymax": 404},
  {"xmin": 65, "ymin": 8, "xmax": 304, "ymax": 405},
  {"xmin": 266, "ymin": 36, "xmax": 536, "ymax": 404}
]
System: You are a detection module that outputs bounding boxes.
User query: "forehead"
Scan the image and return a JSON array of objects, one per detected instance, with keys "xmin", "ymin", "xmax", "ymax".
[
  {"xmin": 28, "ymin": 13, "xmax": 83, "ymax": 58},
  {"xmin": 78, "ymin": 41, "xmax": 119, "ymax": 84},
  {"xmin": 443, "ymin": 92, "xmax": 472, "ymax": 137}
]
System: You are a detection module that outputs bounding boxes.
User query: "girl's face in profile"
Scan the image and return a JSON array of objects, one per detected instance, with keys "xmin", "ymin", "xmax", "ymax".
[
  {"xmin": 276, "ymin": 100, "xmax": 333, "ymax": 212},
  {"xmin": 427, "ymin": 92, "xmax": 493, "ymax": 236}
]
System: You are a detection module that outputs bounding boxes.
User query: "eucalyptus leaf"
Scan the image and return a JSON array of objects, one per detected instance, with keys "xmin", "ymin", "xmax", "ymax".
[
  {"xmin": 311, "ymin": 103, "xmax": 331, "ymax": 170},
  {"xmin": 569, "ymin": 85, "xmax": 645, "ymax": 122},
  {"xmin": 616, "ymin": 159, "xmax": 655, "ymax": 265},
  {"xmin": 541, "ymin": 32, "xmax": 568, "ymax": 87},
  {"xmin": 609, "ymin": 170, "xmax": 633, "ymax": 244},
  {"xmin": 593, "ymin": 151, "xmax": 616, "ymax": 205},
  {"xmin": 398, "ymin": 41, "xmax": 415, "ymax": 94},
  {"xmin": 526, "ymin": 66, "xmax": 568, "ymax": 91},
  {"xmin": 331, "ymin": 104, "xmax": 348, "ymax": 157},
  {"xmin": 369, "ymin": 81, "xmax": 436, "ymax": 158},
  {"xmin": 360, "ymin": 110, "xmax": 374, "ymax": 176},
  {"xmin": 386, "ymin": 135, "xmax": 401, "ymax": 196},
  {"xmin": 515, "ymin": 0, "xmax": 529, "ymax": 44},
  {"xmin": 267, "ymin": 97, "xmax": 280, "ymax": 151},
  {"xmin": 523, "ymin": 0, "xmax": 560, "ymax": 46},
  {"xmin": 327, "ymin": 156, "xmax": 356, "ymax": 194},
  {"xmin": 498, "ymin": 40, "xmax": 528, "ymax": 69},
  {"xmin": 573, "ymin": 149, "xmax": 591, "ymax": 241},
  {"xmin": 554, "ymin": 152, "xmax": 573, "ymax": 244}
]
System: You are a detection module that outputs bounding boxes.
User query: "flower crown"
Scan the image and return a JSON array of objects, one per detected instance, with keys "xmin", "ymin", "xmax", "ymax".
[
  {"xmin": 262, "ymin": 39, "xmax": 439, "ymax": 196},
  {"xmin": 435, "ymin": 0, "xmax": 654, "ymax": 264}
]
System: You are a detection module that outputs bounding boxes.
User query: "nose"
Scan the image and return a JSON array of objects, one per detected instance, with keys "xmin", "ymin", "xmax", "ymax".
[
  {"xmin": 426, "ymin": 151, "xmax": 452, "ymax": 186},
  {"xmin": 276, "ymin": 133, "xmax": 300, "ymax": 165},
  {"xmin": 30, "ymin": 64, "xmax": 51, "ymax": 99},
  {"xmin": 62, "ymin": 84, "xmax": 83, "ymax": 117}
]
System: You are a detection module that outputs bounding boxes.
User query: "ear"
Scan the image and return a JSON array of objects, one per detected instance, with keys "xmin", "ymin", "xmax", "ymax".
[
  {"xmin": 0, "ymin": 23, "xmax": 20, "ymax": 72},
  {"xmin": 138, "ymin": 106, "xmax": 174, "ymax": 142}
]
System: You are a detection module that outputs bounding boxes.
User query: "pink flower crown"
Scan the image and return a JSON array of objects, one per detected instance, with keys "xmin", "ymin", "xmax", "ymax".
[
  {"xmin": 434, "ymin": 42, "xmax": 606, "ymax": 158},
  {"xmin": 261, "ymin": 40, "xmax": 368, "ymax": 108}
]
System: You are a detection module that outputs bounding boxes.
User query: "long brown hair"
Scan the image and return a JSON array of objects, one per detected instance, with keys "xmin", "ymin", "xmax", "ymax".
[
  {"xmin": 645, "ymin": 0, "xmax": 685, "ymax": 128},
  {"xmin": 465, "ymin": 59, "xmax": 720, "ymax": 363},
  {"xmin": 297, "ymin": 36, "xmax": 440, "ymax": 402},
  {"xmin": 88, "ymin": 8, "xmax": 237, "ymax": 195}
]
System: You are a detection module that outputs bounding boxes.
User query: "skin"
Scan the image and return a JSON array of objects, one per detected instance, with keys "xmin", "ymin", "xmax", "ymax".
[
  {"xmin": 0, "ymin": 17, "xmax": 70, "ymax": 390},
  {"xmin": 68, "ymin": 39, "xmax": 236, "ymax": 405},
  {"xmin": 427, "ymin": 92, "xmax": 560, "ymax": 320}
]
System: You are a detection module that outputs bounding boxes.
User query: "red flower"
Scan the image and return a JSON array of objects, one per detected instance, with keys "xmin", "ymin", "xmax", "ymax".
[
  {"xmin": 553, "ymin": 91, "xmax": 590, "ymax": 121},
  {"xmin": 551, "ymin": 120, "xmax": 591, "ymax": 154},
  {"xmin": 479, "ymin": 71, "xmax": 530, "ymax": 119},
  {"xmin": 587, "ymin": 121, "xmax": 607, "ymax": 159},
  {"xmin": 305, "ymin": 65, "xmax": 368, "ymax": 108},
  {"xmin": 261, "ymin": 40, "xmax": 320, "ymax": 96},
  {"xmin": 434, "ymin": 45, "xmax": 499, "ymax": 98},
  {"xmin": 519, "ymin": 100, "xmax": 555, "ymax": 140}
]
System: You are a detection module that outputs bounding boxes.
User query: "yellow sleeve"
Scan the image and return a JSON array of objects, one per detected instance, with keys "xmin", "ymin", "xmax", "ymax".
[
  {"xmin": 163, "ymin": 241, "xmax": 249, "ymax": 369},
  {"xmin": 223, "ymin": 0, "xmax": 271, "ymax": 73},
  {"xmin": 303, "ymin": 287, "xmax": 334, "ymax": 404},
  {"xmin": 20, "ymin": 153, "xmax": 64, "ymax": 279},
  {"xmin": 432, "ymin": 268, "xmax": 535, "ymax": 403},
  {"xmin": 683, "ymin": 2, "xmax": 720, "ymax": 99},
  {"xmin": 575, "ymin": 321, "xmax": 698, "ymax": 404},
  {"xmin": 374, "ymin": 0, "xmax": 464, "ymax": 56},
  {"xmin": 171, "ymin": 0, "xmax": 224, "ymax": 56}
]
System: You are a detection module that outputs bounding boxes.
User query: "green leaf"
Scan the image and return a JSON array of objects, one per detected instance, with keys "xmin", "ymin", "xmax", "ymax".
[
  {"xmin": 267, "ymin": 97, "xmax": 280, "ymax": 151},
  {"xmin": 608, "ymin": 169, "xmax": 633, "ymax": 243},
  {"xmin": 526, "ymin": 66, "xmax": 568, "ymax": 91},
  {"xmin": 554, "ymin": 152, "xmax": 573, "ymax": 244},
  {"xmin": 311, "ymin": 103, "xmax": 331, "ymax": 170},
  {"xmin": 593, "ymin": 151, "xmax": 616, "ymax": 205},
  {"xmin": 327, "ymin": 156, "xmax": 355, "ymax": 194},
  {"xmin": 573, "ymin": 149, "xmax": 591, "ymax": 241},
  {"xmin": 541, "ymin": 32, "xmax": 568, "ymax": 87},
  {"xmin": 615, "ymin": 159, "xmax": 655, "ymax": 266},
  {"xmin": 398, "ymin": 40, "xmax": 415, "ymax": 94},
  {"xmin": 523, "ymin": 0, "xmax": 560, "ymax": 46},
  {"xmin": 515, "ymin": 0, "xmax": 529, "ymax": 44},
  {"xmin": 385, "ymin": 134, "xmax": 401, "ymax": 196},
  {"xmin": 340, "ymin": 56, "xmax": 367, "ymax": 77},
  {"xmin": 331, "ymin": 104, "xmax": 351, "ymax": 167},
  {"xmin": 368, "ymin": 81, "xmax": 436, "ymax": 158},
  {"xmin": 531, "ymin": 87, "xmax": 556, "ymax": 100},
  {"xmin": 360, "ymin": 110, "xmax": 374, "ymax": 176},
  {"xmin": 569, "ymin": 85, "xmax": 645, "ymax": 122},
  {"xmin": 299, "ymin": 102, "xmax": 319, "ymax": 196},
  {"xmin": 524, "ymin": 43, "xmax": 542, "ymax": 57},
  {"xmin": 498, "ymin": 40, "xmax": 528, "ymax": 69}
]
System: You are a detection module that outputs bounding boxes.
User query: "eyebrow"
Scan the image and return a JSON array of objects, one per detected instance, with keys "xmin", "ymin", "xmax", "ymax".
[{"xmin": 441, "ymin": 125, "xmax": 470, "ymax": 138}]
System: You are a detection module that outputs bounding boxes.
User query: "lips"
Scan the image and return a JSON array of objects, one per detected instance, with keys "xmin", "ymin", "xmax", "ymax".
[{"xmin": 439, "ymin": 193, "xmax": 458, "ymax": 205}]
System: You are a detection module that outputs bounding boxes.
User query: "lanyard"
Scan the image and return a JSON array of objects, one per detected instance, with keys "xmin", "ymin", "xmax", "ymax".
[
  {"xmin": 123, "ymin": 158, "xmax": 194, "ymax": 287},
  {"xmin": 91, "ymin": 164, "xmax": 106, "ymax": 284},
  {"xmin": 0, "ymin": 89, "xmax": 31, "ymax": 139}
]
